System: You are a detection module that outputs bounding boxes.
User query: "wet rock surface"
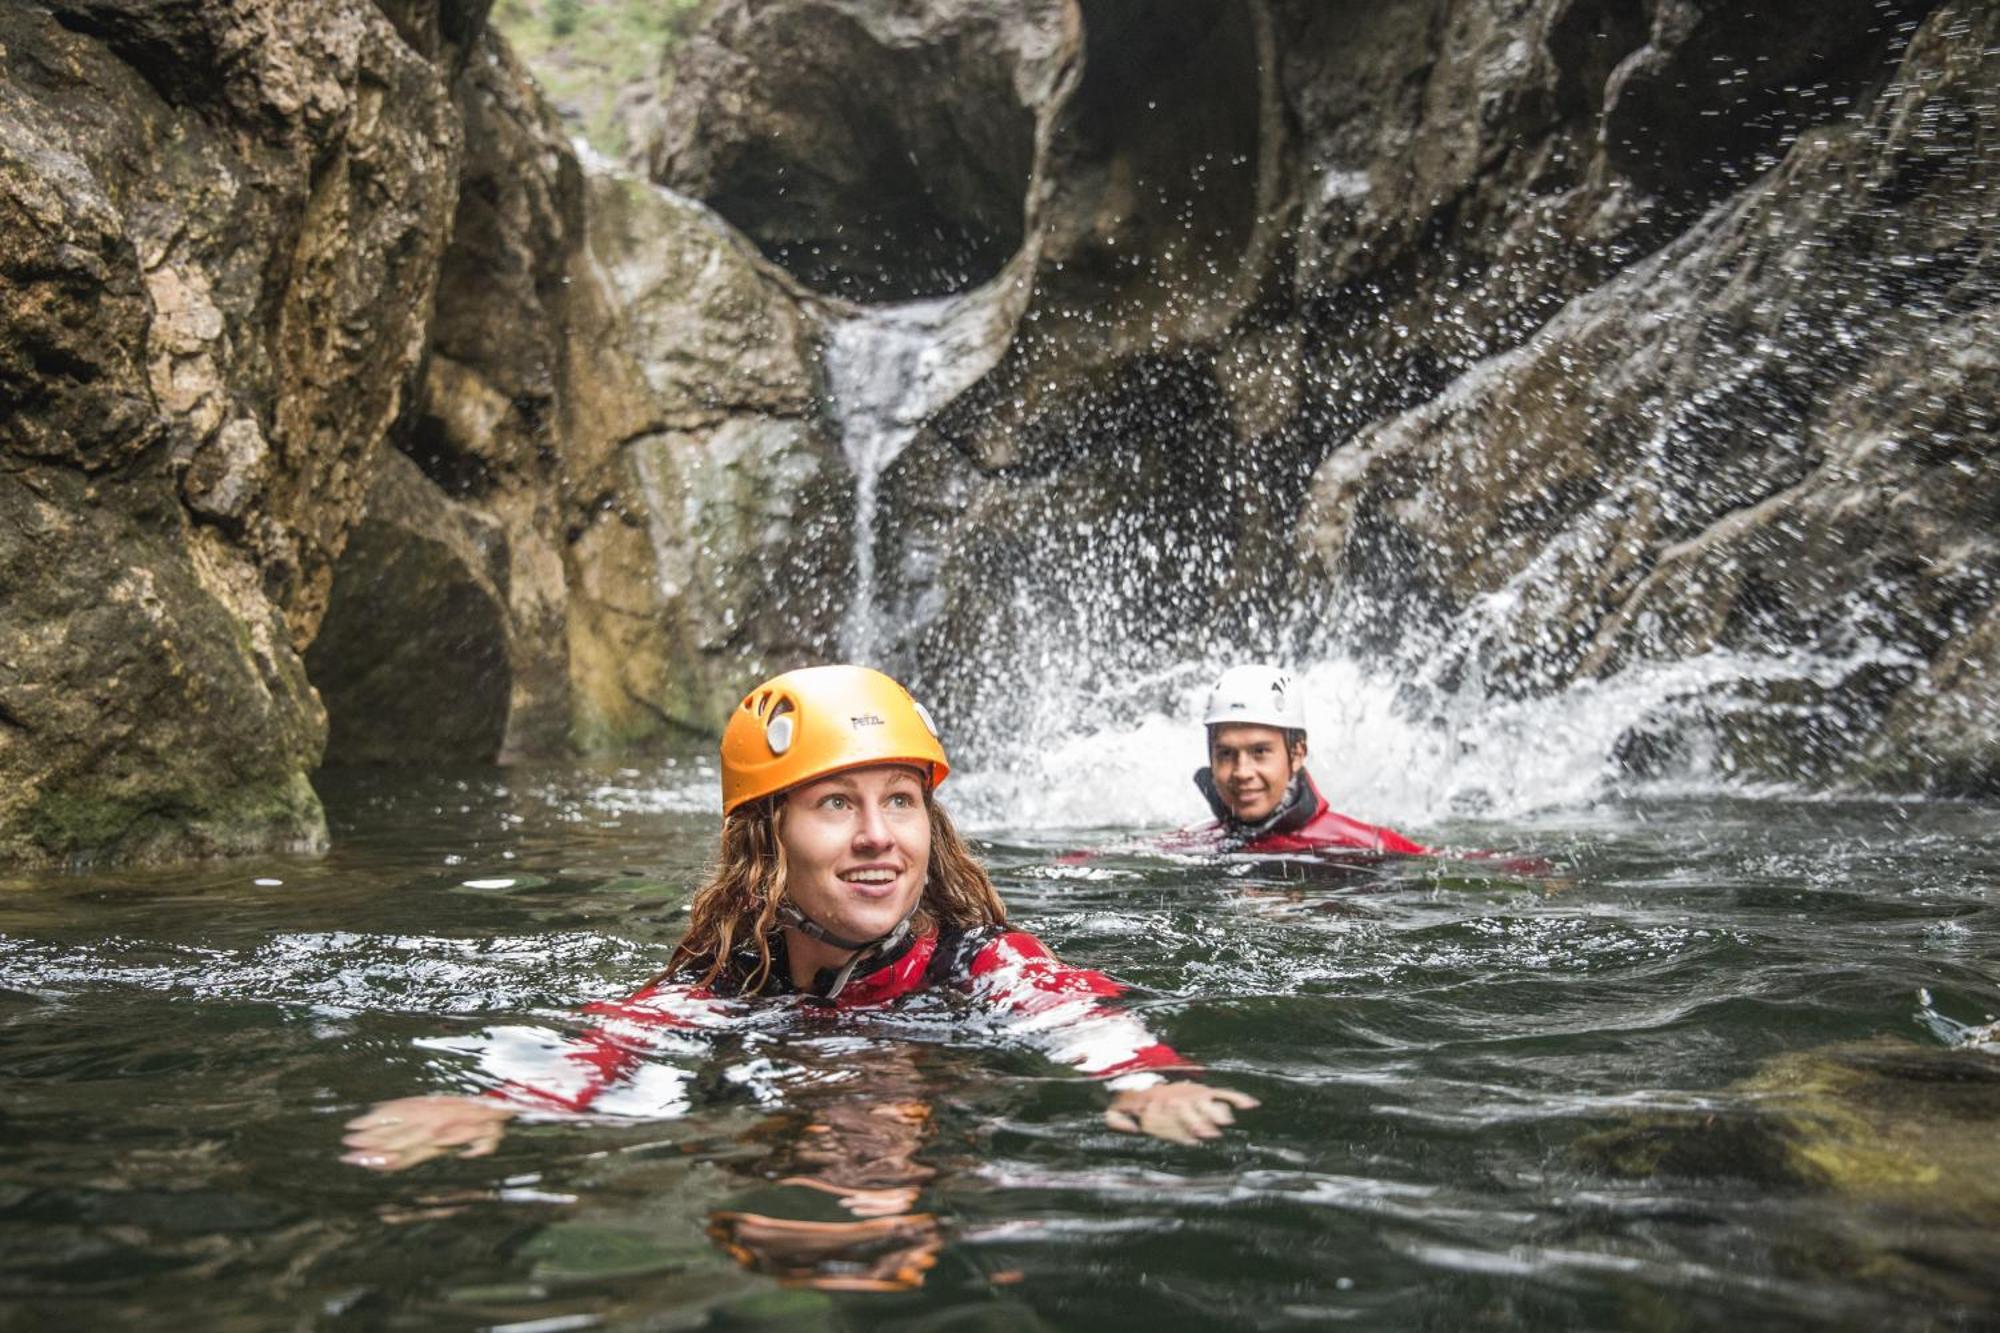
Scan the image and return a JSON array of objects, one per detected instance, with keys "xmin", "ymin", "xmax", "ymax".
[
  {"xmin": 1303, "ymin": 4, "xmax": 2000, "ymax": 792},
  {"xmin": 1282, "ymin": 0, "xmax": 1944, "ymax": 419},
  {"xmin": 0, "ymin": 0, "xmax": 458, "ymax": 862},
  {"xmin": 851, "ymin": 0, "xmax": 1992, "ymax": 772}
]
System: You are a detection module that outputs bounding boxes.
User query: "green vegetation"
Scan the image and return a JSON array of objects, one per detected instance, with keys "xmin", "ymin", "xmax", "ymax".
[{"xmin": 491, "ymin": 0, "xmax": 706, "ymax": 161}]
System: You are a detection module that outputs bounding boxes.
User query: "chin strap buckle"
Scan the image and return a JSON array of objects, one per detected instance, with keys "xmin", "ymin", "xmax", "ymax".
[{"xmin": 777, "ymin": 898, "xmax": 921, "ymax": 1000}]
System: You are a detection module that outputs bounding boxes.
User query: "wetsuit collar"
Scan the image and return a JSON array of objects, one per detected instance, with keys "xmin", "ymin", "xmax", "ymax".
[{"xmin": 1193, "ymin": 766, "xmax": 1325, "ymax": 851}]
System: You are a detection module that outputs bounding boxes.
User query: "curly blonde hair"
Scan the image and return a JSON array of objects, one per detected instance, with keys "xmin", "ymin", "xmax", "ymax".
[{"xmin": 663, "ymin": 789, "xmax": 1008, "ymax": 993}]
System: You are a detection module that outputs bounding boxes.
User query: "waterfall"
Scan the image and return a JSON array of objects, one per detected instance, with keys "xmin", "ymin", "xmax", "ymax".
[{"xmin": 822, "ymin": 274, "xmax": 1027, "ymax": 662}]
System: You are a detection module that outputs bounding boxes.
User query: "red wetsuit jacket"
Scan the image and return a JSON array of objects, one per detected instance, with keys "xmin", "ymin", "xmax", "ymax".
[
  {"xmin": 1181, "ymin": 768, "xmax": 1430, "ymax": 855},
  {"xmin": 489, "ymin": 926, "xmax": 1191, "ymax": 1116}
]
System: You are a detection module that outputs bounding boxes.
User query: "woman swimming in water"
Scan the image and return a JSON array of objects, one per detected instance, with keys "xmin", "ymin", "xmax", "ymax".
[{"xmin": 342, "ymin": 665, "xmax": 1255, "ymax": 1169}]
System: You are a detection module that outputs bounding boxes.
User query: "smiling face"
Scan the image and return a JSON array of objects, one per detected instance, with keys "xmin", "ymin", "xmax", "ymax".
[
  {"xmin": 778, "ymin": 764, "xmax": 932, "ymax": 952},
  {"xmin": 1208, "ymin": 723, "xmax": 1306, "ymax": 823}
]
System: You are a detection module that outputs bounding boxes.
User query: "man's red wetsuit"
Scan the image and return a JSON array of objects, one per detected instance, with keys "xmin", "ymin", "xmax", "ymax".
[
  {"xmin": 486, "ymin": 926, "xmax": 1191, "ymax": 1116},
  {"xmin": 1183, "ymin": 767, "xmax": 1430, "ymax": 855}
]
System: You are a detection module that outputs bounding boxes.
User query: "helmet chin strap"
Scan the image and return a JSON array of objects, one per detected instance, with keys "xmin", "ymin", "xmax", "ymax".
[{"xmin": 776, "ymin": 892, "xmax": 923, "ymax": 999}]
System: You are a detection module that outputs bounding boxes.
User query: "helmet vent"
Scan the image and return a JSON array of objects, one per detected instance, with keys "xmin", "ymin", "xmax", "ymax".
[
  {"xmin": 765, "ymin": 698, "xmax": 796, "ymax": 755},
  {"xmin": 913, "ymin": 701, "xmax": 939, "ymax": 738}
]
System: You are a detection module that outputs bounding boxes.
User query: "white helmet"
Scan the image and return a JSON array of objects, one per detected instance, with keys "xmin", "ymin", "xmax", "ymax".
[{"xmin": 1201, "ymin": 664, "xmax": 1308, "ymax": 731}]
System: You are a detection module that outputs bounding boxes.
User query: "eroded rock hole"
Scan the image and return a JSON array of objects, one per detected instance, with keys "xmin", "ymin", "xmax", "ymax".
[
  {"xmin": 1547, "ymin": 0, "xmax": 1647, "ymax": 118},
  {"xmin": 653, "ymin": 4, "xmax": 1039, "ymax": 302},
  {"xmin": 1037, "ymin": 0, "xmax": 1266, "ymax": 320}
]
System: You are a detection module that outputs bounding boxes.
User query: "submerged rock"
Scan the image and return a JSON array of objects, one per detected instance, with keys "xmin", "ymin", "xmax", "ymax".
[
  {"xmin": 1582, "ymin": 1040, "xmax": 2000, "ymax": 1210},
  {"xmin": 1578, "ymin": 1038, "xmax": 2000, "ymax": 1307}
]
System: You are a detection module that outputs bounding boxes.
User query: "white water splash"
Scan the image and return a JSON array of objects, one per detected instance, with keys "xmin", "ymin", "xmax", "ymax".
[{"xmin": 944, "ymin": 644, "xmax": 1920, "ymax": 835}]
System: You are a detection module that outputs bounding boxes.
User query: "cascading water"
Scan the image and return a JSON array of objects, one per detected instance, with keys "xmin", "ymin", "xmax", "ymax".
[{"xmin": 822, "ymin": 276, "xmax": 1029, "ymax": 661}]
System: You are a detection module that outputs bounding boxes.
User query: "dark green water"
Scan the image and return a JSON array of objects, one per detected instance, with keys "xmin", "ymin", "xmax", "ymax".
[{"xmin": 4, "ymin": 766, "xmax": 1999, "ymax": 1331}]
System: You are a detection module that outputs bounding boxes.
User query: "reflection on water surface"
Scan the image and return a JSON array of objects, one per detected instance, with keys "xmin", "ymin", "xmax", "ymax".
[{"xmin": 2, "ymin": 765, "xmax": 1998, "ymax": 1330}]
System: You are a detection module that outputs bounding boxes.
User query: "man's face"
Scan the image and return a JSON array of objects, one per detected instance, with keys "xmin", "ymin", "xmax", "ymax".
[{"xmin": 1209, "ymin": 724, "xmax": 1304, "ymax": 823}]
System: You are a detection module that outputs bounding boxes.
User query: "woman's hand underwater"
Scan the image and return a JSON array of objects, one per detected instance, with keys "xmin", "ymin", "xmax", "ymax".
[
  {"xmin": 1105, "ymin": 1081, "xmax": 1258, "ymax": 1144},
  {"xmin": 341, "ymin": 1095, "xmax": 515, "ymax": 1171}
]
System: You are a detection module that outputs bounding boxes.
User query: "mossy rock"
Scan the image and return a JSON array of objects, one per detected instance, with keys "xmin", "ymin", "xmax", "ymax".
[
  {"xmin": 521, "ymin": 1222, "xmax": 716, "ymax": 1282},
  {"xmin": 711, "ymin": 1286, "xmax": 839, "ymax": 1329},
  {"xmin": 1579, "ymin": 1038, "xmax": 2000, "ymax": 1218}
]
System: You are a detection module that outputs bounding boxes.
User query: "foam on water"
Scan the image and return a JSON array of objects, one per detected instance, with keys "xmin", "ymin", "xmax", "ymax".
[{"xmin": 0, "ymin": 930, "xmax": 651, "ymax": 1015}]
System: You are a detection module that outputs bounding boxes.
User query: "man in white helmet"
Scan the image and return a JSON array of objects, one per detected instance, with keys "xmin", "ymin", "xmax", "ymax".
[{"xmin": 1190, "ymin": 665, "xmax": 1428, "ymax": 855}]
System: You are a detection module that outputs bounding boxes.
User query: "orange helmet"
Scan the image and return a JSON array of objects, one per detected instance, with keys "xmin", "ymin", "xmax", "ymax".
[{"xmin": 719, "ymin": 665, "xmax": 950, "ymax": 814}]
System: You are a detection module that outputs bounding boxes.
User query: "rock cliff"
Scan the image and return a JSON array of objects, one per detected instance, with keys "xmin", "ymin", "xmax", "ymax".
[
  {"xmin": 1, "ymin": 0, "xmax": 460, "ymax": 861},
  {"xmin": 0, "ymin": 0, "xmax": 829, "ymax": 862}
]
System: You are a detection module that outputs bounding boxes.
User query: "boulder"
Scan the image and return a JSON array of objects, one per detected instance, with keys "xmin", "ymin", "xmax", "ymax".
[
  {"xmin": 285, "ymin": 12, "xmax": 853, "ymax": 766},
  {"xmin": 368, "ymin": 0, "xmax": 495, "ymax": 72},
  {"xmin": 1861, "ymin": 601, "xmax": 2000, "ymax": 796}
]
